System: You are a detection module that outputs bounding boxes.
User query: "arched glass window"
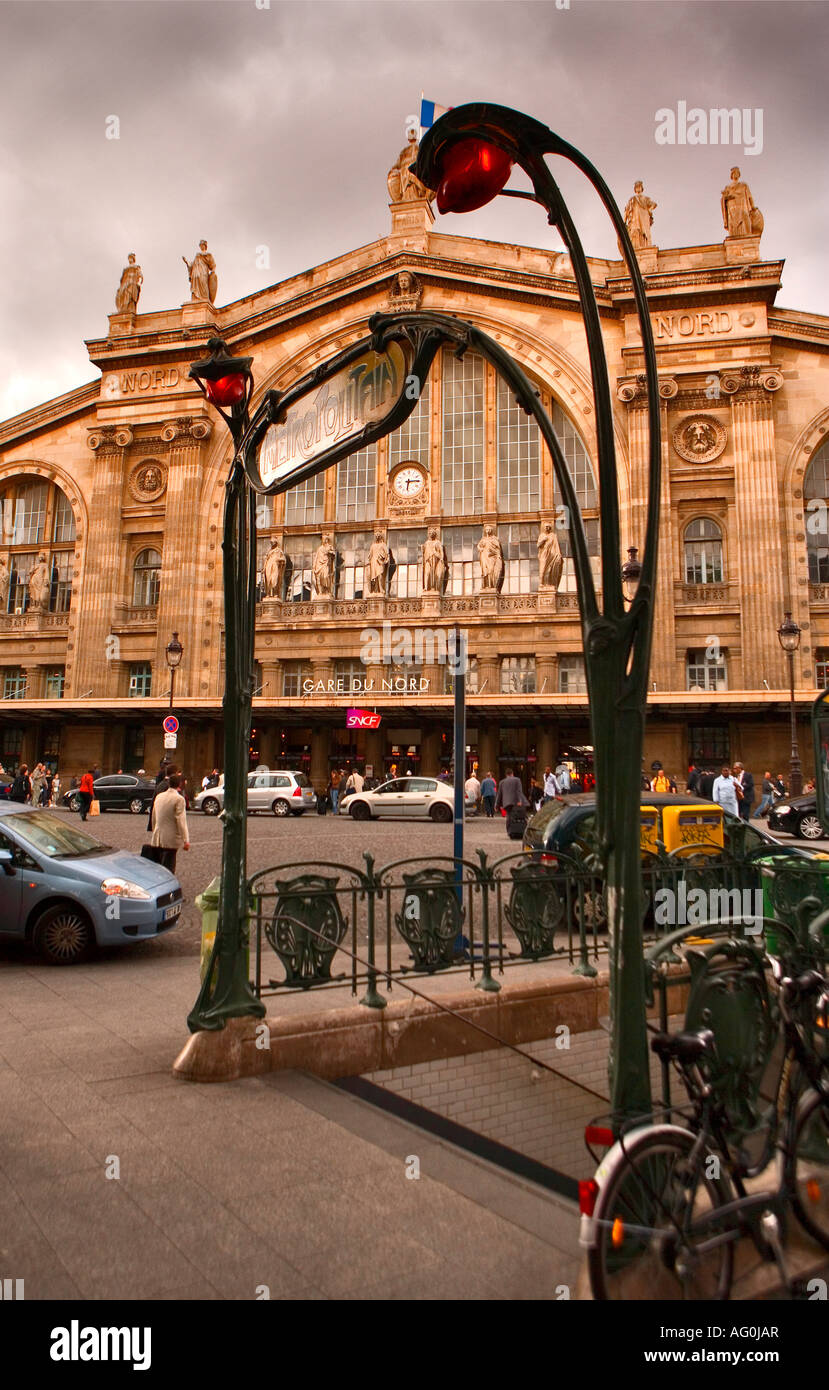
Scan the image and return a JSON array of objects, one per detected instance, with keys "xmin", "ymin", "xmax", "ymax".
[
  {"xmin": 684, "ymin": 518, "xmax": 723, "ymax": 584},
  {"xmin": 441, "ymin": 350, "xmax": 485, "ymax": 515},
  {"xmin": 497, "ymin": 378, "xmax": 540, "ymax": 512},
  {"xmin": 805, "ymin": 441, "xmax": 829, "ymax": 583},
  {"xmin": 0, "ymin": 477, "xmax": 76, "ymax": 614},
  {"xmin": 132, "ymin": 549, "xmax": 161, "ymax": 607},
  {"xmin": 551, "ymin": 404, "xmax": 598, "ymax": 511}
]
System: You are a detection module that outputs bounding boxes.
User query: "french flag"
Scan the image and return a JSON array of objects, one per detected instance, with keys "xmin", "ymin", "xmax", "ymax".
[{"xmin": 419, "ymin": 97, "xmax": 451, "ymax": 132}]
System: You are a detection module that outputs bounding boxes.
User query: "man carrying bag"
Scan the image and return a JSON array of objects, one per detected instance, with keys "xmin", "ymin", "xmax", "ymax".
[{"xmin": 148, "ymin": 773, "xmax": 189, "ymax": 874}]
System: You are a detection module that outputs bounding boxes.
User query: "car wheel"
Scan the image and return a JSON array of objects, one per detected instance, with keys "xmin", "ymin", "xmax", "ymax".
[
  {"xmin": 201, "ymin": 797, "xmax": 221, "ymax": 816},
  {"xmin": 798, "ymin": 814, "xmax": 824, "ymax": 841},
  {"xmin": 129, "ymin": 797, "xmax": 144, "ymax": 814},
  {"xmin": 67, "ymin": 793, "xmax": 81, "ymax": 812},
  {"xmin": 349, "ymin": 801, "xmax": 371, "ymax": 821},
  {"xmin": 33, "ymin": 904, "xmax": 93, "ymax": 965},
  {"xmin": 272, "ymin": 798, "xmax": 291, "ymax": 817},
  {"xmin": 430, "ymin": 802, "xmax": 453, "ymax": 823}
]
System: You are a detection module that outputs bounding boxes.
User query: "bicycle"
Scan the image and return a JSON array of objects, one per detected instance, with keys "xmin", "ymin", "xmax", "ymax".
[{"xmin": 580, "ymin": 953, "xmax": 829, "ymax": 1300}]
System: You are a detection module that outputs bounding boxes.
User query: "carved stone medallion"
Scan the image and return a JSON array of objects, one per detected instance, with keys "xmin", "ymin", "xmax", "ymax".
[
  {"xmin": 672, "ymin": 414, "xmax": 727, "ymax": 464},
  {"xmin": 128, "ymin": 460, "xmax": 167, "ymax": 502}
]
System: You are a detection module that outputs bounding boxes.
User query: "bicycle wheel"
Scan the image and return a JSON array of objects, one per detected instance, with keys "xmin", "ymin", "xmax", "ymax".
[
  {"xmin": 589, "ymin": 1127, "xmax": 735, "ymax": 1300},
  {"xmin": 788, "ymin": 1088, "xmax": 829, "ymax": 1250}
]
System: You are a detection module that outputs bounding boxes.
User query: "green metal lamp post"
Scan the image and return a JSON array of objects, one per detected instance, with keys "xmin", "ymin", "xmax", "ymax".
[
  {"xmin": 186, "ymin": 338, "xmax": 265, "ymax": 1031},
  {"xmin": 414, "ymin": 104, "xmax": 662, "ymax": 1122}
]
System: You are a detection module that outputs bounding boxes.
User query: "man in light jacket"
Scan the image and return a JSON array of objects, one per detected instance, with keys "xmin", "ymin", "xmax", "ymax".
[
  {"xmin": 712, "ymin": 765, "xmax": 740, "ymax": 817},
  {"xmin": 151, "ymin": 773, "xmax": 190, "ymax": 873}
]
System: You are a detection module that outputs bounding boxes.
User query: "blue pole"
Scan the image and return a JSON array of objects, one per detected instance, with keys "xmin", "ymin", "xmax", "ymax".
[{"xmin": 453, "ymin": 626, "xmax": 466, "ymax": 921}]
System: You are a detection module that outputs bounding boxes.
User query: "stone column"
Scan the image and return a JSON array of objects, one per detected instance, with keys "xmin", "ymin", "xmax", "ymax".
[
  {"xmin": 535, "ymin": 722, "xmax": 555, "ymax": 774},
  {"xmin": 420, "ymin": 727, "xmax": 441, "ymax": 776},
  {"xmin": 536, "ymin": 651, "xmax": 558, "ymax": 697},
  {"xmin": 154, "ymin": 417, "xmax": 212, "ymax": 698},
  {"xmin": 476, "ymin": 653, "xmax": 500, "ymax": 698},
  {"xmin": 24, "ymin": 666, "xmax": 44, "ymax": 700},
  {"xmin": 617, "ymin": 377, "xmax": 677, "ymax": 691},
  {"xmin": 364, "ymin": 728, "xmax": 383, "ymax": 778},
  {"xmin": 310, "ymin": 726, "xmax": 330, "ymax": 793},
  {"xmin": 75, "ymin": 426, "xmax": 134, "ymax": 699},
  {"xmin": 477, "ymin": 725, "xmax": 498, "ymax": 779},
  {"xmin": 723, "ymin": 368, "xmax": 785, "ymax": 689},
  {"xmin": 259, "ymin": 660, "xmax": 283, "ymax": 701}
]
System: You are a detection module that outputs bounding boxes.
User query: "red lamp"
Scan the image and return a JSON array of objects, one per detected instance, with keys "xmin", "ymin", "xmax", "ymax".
[
  {"xmin": 435, "ymin": 137, "xmax": 514, "ymax": 214},
  {"xmin": 204, "ymin": 374, "xmax": 247, "ymax": 408},
  {"xmin": 188, "ymin": 337, "xmax": 253, "ymax": 431}
]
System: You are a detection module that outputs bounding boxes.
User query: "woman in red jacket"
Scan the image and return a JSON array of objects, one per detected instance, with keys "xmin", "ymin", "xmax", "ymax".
[{"xmin": 78, "ymin": 769, "xmax": 95, "ymax": 821}]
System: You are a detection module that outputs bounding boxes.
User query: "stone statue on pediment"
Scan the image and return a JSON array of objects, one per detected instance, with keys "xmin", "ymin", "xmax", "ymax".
[
  {"xmin": 722, "ymin": 168, "xmax": 763, "ymax": 238},
  {"xmin": 0, "ymin": 556, "xmax": 9, "ymax": 609},
  {"xmin": 312, "ymin": 533, "xmax": 336, "ymax": 597},
  {"xmin": 183, "ymin": 240, "xmax": 217, "ymax": 303},
  {"xmin": 624, "ymin": 182, "xmax": 657, "ymax": 249},
  {"xmin": 262, "ymin": 540, "xmax": 286, "ymax": 598},
  {"xmin": 115, "ymin": 253, "xmax": 143, "ymax": 313},
  {"xmin": 387, "ymin": 129, "xmax": 434, "ymax": 204},
  {"xmin": 367, "ymin": 530, "xmax": 390, "ymax": 594},
  {"xmin": 27, "ymin": 553, "xmax": 51, "ymax": 611},
  {"xmin": 478, "ymin": 525, "xmax": 504, "ymax": 592},
  {"xmin": 538, "ymin": 521, "xmax": 564, "ymax": 591},
  {"xmin": 422, "ymin": 527, "xmax": 446, "ymax": 593},
  {"xmin": 387, "ymin": 270, "xmax": 423, "ymax": 310}
]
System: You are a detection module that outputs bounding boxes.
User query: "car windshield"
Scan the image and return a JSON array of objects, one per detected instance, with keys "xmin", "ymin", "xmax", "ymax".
[{"xmin": 7, "ymin": 811, "xmax": 110, "ymax": 859}]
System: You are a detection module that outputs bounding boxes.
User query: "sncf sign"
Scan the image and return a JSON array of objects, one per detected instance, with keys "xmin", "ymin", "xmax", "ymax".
[{"xmin": 347, "ymin": 708, "xmax": 382, "ymax": 730}]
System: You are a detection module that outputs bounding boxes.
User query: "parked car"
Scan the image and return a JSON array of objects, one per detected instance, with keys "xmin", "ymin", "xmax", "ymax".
[
  {"xmin": 63, "ymin": 774, "xmax": 157, "ymax": 815},
  {"xmin": 0, "ymin": 776, "xmax": 12, "ymax": 801},
  {"xmin": 340, "ymin": 775, "xmax": 477, "ymax": 822},
  {"xmin": 767, "ymin": 793, "xmax": 825, "ymax": 841},
  {"xmin": 0, "ymin": 803, "xmax": 183, "ymax": 964},
  {"xmin": 194, "ymin": 770, "xmax": 316, "ymax": 817}
]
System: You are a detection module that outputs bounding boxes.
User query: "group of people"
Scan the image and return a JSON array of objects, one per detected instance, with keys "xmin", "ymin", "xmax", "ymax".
[
  {"xmin": 324, "ymin": 767, "xmax": 375, "ymax": 814},
  {"xmin": 462, "ymin": 763, "xmax": 588, "ymax": 828},
  {"xmin": 3, "ymin": 762, "xmax": 60, "ymax": 807}
]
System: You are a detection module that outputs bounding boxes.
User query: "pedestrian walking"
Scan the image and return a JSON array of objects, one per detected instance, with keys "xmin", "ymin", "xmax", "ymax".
[
  {"xmin": 697, "ymin": 768, "xmax": 715, "ymax": 799},
  {"xmin": 651, "ymin": 768, "xmax": 671, "ymax": 793},
  {"xmin": 754, "ymin": 772, "xmax": 775, "ymax": 818},
  {"xmin": 543, "ymin": 766, "xmax": 559, "ymax": 802},
  {"xmin": 480, "ymin": 771, "xmax": 496, "ymax": 818},
  {"xmin": 150, "ymin": 773, "xmax": 190, "ymax": 874},
  {"xmin": 712, "ymin": 765, "xmax": 740, "ymax": 817},
  {"xmin": 10, "ymin": 764, "xmax": 31, "ymax": 803},
  {"xmin": 495, "ymin": 766, "xmax": 529, "ymax": 838},
  {"xmin": 344, "ymin": 768, "xmax": 364, "ymax": 795},
  {"xmin": 30, "ymin": 762, "xmax": 46, "ymax": 807},
  {"xmin": 77, "ymin": 768, "xmax": 94, "ymax": 820},
  {"xmin": 48, "ymin": 772, "xmax": 59, "ymax": 807},
  {"xmin": 556, "ymin": 761, "xmax": 571, "ymax": 793},
  {"xmin": 733, "ymin": 762, "xmax": 754, "ymax": 821},
  {"xmin": 148, "ymin": 763, "xmax": 179, "ymax": 831},
  {"xmin": 330, "ymin": 767, "xmax": 342, "ymax": 814},
  {"xmin": 464, "ymin": 770, "xmax": 481, "ymax": 813},
  {"xmin": 686, "ymin": 763, "xmax": 701, "ymax": 794}
]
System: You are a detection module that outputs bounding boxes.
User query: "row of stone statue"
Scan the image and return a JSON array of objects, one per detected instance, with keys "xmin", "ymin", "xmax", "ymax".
[
  {"xmin": 114, "ymin": 242, "xmax": 218, "ymax": 313},
  {"xmin": 261, "ymin": 522, "xmax": 564, "ymax": 599},
  {"xmin": 0, "ymin": 553, "xmax": 51, "ymax": 610},
  {"xmin": 622, "ymin": 166, "xmax": 762, "ymax": 249},
  {"xmin": 388, "ymin": 128, "xmax": 763, "ymax": 247}
]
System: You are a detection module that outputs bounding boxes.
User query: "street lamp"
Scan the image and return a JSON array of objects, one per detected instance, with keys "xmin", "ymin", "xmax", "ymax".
[
  {"xmin": 165, "ymin": 631, "xmax": 183, "ymax": 712},
  {"xmin": 621, "ymin": 548, "xmax": 642, "ymax": 607},
  {"xmin": 186, "ymin": 337, "xmax": 264, "ymax": 1032},
  {"xmin": 777, "ymin": 611, "xmax": 803, "ymax": 797},
  {"xmin": 415, "ymin": 104, "xmax": 662, "ymax": 1122}
]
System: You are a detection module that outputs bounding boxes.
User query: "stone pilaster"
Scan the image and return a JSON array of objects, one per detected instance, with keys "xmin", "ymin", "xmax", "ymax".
[
  {"xmin": 258, "ymin": 660, "xmax": 283, "ymax": 700},
  {"xmin": 419, "ymin": 728, "xmax": 441, "ymax": 777},
  {"xmin": 617, "ymin": 376, "xmax": 678, "ymax": 691},
  {"xmin": 476, "ymin": 654, "xmax": 500, "ymax": 697},
  {"xmin": 722, "ymin": 368, "xmax": 785, "ymax": 689},
  {"xmin": 154, "ymin": 417, "xmax": 212, "ymax": 698},
  {"xmin": 24, "ymin": 665, "xmax": 44, "ymax": 700},
  {"xmin": 310, "ymin": 726, "xmax": 330, "ymax": 792},
  {"xmin": 536, "ymin": 652, "xmax": 558, "ymax": 697},
  {"xmin": 75, "ymin": 426, "xmax": 134, "ymax": 699}
]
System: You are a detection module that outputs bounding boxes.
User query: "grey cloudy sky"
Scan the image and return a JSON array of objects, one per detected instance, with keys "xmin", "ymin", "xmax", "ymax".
[{"xmin": 1, "ymin": 0, "xmax": 827, "ymax": 421}]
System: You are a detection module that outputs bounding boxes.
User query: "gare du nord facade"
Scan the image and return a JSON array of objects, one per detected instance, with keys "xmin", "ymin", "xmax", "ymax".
[{"xmin": 0, "ymin": 173, "xmax": 828, "ymax": 793}]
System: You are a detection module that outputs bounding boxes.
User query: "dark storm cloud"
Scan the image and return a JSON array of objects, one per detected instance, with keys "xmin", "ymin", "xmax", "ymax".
[{"xmin": 1, "ymin": 0, "xmax": 826, "ymax": 418}]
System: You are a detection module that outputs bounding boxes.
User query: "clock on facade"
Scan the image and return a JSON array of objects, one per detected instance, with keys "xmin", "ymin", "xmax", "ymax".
[{"xmin": 391, "ymin": 465, "xmax": 426, "ymax": 499}]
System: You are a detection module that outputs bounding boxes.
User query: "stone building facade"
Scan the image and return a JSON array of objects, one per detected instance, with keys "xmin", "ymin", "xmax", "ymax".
[{"xmin": 0, "ymin": 174, "xmax": 827, "ymax": 790}]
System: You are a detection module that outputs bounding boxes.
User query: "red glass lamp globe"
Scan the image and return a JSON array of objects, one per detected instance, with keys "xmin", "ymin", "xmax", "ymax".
[
  {"xmin": 205, "ymin": 374, "xmax": 247, "ymax": 407},
  {"xmin": 435, "ymin": 137, "xmax": 514, "ymax": 215}
]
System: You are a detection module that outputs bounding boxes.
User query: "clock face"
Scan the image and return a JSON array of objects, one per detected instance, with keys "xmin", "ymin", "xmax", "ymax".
[{"xmin": 392, "ymin": 465, "xmax": 425, "ymax": 499}]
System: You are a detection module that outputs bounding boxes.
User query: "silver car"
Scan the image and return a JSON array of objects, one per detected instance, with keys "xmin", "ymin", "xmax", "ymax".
[
  {"xmin": 195, "ymin": 770, "xmax": 316, "ymax": 818},
  {"xmin": 341, "ymin": 776, "xmax": 475, "ymax": 822}
]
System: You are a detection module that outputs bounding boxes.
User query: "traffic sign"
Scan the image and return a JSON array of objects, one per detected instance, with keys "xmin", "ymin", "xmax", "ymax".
[
  {"xmin": 163, "ymin": 715, "xmax": 179, "ymax": 734},
  {"xmin": 164, "ymin": 733, "xmax": 178, "ymax": 750}
]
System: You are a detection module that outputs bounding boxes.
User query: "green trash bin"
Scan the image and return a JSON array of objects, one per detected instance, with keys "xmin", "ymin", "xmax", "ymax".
[
  {"xmin": 758, "ymin": 853, "xmax": 829, "ymax": 958},
  {"xmin": 196, "ymin": 876, "xmax": 221, "ymax": 983}
]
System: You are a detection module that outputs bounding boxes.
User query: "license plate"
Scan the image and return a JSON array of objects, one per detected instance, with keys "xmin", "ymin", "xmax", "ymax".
[{"xmin": 164, "ymin": 902, "xmax": 182, "ymax": 921}]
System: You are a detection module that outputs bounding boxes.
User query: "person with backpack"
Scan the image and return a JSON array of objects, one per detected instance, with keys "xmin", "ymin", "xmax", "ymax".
[
  {"xmin": 10, "ymin": 764, "xmax": 31, "ymax": 804},
  {"xmin": 495, "ymin": 766, "xmax": 529, "ymax": 838},
  {"xmin": 77, "ymin": 768, "xmax": 95, "ymax": 821},
  {"xmin": 651, "ymin": 768, "xmax": 671, "ymax": 793}
]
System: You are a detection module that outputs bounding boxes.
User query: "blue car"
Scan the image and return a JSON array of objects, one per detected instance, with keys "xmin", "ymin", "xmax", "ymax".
[{"xmin": 0, "ymin": 803, "xmax": 183, "ymax": 963}]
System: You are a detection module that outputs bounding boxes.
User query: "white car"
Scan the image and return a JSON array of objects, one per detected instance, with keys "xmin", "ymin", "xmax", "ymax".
[
  {"xmin": 195, "ymin": 770, "xmax": 316, "ymax": 817},
  {"xmin": 340, "ymin": 776, "xmax": 476, "ymax": 822}
]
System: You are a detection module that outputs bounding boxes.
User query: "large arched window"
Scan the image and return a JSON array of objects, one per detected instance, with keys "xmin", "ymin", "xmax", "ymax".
[
  {"xmin": 442, "ymin": 350, "xmax": 485, "ymax": 515},
  {"xmin": 805, "ymin": 441, "xmax": 829, "ymax": 583},
  {"xmin": 684, "ymin": 518, "xmax": 723, "ymax": 584},
  {"xmin": 132, "ymin": 549, "xmax": 161, "ymax": 607},
  {"xmin": 0, "ymin": 476, "xmax": 76, "ymax": 614}
]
